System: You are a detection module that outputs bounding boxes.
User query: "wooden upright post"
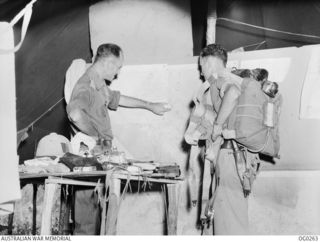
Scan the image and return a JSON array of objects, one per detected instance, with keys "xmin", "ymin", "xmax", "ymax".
[
  {"xmin": 105, "ymin": 178, "xmax": 121, "ymax": 235},
  {"xmin": 40, "ymin": 179, "xmax": 59, "ymax": 235},
  {"xmin": 166, "ymin": 183, "xmax": 181, "ymax": 235},
  {"xmin": 59, "ymin": 185, "xmax": 71, "ymax": 235},
  {"xmin": 206, "ymin": 0, "xmax": 217, "ymax": 45},
  {"xmin": 32, "ymin": 184, "xmax": 38, "ymax": 235},
  {"xmin": 7, "ymin": 213, "xmax": 14, "ymax": 235}
]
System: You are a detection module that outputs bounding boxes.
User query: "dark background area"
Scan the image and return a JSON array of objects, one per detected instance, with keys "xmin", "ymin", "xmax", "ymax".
[
  {"xmin": 0, "ymin": 0, "xmax": 319, "ymax": 162},
  {"xmin": 215, "ymin": 0, "xmax": 320, "ymax": 52},
  {"xmin": 1, "ymin": 0, "xmax": 97, "ymax": 161}
]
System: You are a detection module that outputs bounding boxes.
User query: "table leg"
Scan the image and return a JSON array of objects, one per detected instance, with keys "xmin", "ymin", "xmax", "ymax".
[
  {"xmin": 100, "ymin": 182, "xmax": 107, "ymax": 235},
  {"xmin": 40, "ymin": 179, "xmax": 59, "ymax": 235},
  {"xmin": 32, "ymin": 184, "xmax": 38, "ymax": 235},
  {"xmin": 59, "ymin": 185, "xmax": 71, "ymax": 235},
  {"xmin": 105, "ymin": 178, "xmax": 121, "ymax": 235},
  {"xmin": 7, "ymin": 213, "xmax": 13, "ymax": 235},
  {"xmin": 166, "ymin": 183, "xmax": 181, "ymax": 235}
]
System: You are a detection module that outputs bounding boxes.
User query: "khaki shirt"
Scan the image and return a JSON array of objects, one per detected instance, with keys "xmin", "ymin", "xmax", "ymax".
[
  {"xmin": 208, "ymin": 74, "xmax": 242, "ymax": 115},
  {"xmin": 67, "ymin": 68, "xmax": 120, "ymax": 140}
]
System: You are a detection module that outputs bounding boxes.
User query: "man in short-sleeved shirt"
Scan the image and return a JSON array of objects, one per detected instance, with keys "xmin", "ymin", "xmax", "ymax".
[
  {"xmin": 67, "ymin": 43, "xmax": 171, "ymax": 235},
  {"xmin": 67, "ymin": 67, "xmax": 121, "ymax": 141},
  {"xmin": 67, "ymin": 43, "xmax": 170, "ymax": 145}
]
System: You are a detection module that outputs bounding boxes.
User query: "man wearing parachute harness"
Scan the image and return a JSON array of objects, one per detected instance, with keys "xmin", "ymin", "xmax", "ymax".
[
  {"xmin": 199, "ymin": 44, "xmax": 252, "ymax": 235},
  {"xmin": 185, "ymin": 44, "xmax": 282, "ymax": 235}
]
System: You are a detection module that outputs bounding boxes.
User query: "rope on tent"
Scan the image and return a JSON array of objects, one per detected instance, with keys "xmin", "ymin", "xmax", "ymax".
[
  {"xmin": 0, "ymin": 0, "xmax": 38, "ymax": 54},
  {"xmin": 217, "ymin": 17, "xmax": 320, "ymax": 40},
  {"xmin": 28, "ymin": 97, "xmax": 64, "ymax": 130},
  {"xmin": 17, "ymin": 97, "xmax": 64, "ymax": 145}
]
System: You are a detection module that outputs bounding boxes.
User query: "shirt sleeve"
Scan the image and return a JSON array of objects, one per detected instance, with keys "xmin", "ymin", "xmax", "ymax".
[
  {"xmin": 66, "ymin": 86, "xmax": 92, "ymax": 116},
  {"xmin": 106, "ymin": 89, "xmax": 121, "ymax": 110},
  {"xmin": 220, "ymin": 82, "xmax": 241, "ymax": 98}
]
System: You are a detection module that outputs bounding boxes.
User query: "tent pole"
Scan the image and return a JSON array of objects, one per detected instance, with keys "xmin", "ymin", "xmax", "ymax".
[{"xmin": 206, "ymin": 0, "xmax": 217, "ymax": 45}]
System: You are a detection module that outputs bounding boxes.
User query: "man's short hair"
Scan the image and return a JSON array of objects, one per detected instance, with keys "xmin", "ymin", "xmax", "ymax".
[
  {"xmin": 252, "ymin": 68, "xmax": 269, "ymax": 82},
  {"xmin": 94, "ymin": 43, "xmax": 122, "ymax": 63},
  {"xmin": 200, "ymin": 44, "xmax": 228, "ymax": 66}
]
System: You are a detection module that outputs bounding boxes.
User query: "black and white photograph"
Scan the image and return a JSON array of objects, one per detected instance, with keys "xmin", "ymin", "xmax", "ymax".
[{"xmin": 0, "ymin": 0, "xmax": 320, "ymax": 239}]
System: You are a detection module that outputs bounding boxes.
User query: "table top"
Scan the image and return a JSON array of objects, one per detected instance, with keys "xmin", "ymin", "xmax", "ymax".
[{"xmin": 19, "ymin": 170, "xmax": 183, "ymax": 184}]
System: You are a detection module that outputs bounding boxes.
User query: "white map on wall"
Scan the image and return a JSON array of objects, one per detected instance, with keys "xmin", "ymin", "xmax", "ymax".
[
  {"xmin": 110, "ymin": 64, "xmax": 169, "ymax": 124},
  {"xmin": 109, "ymin": 64, "xmax": 201, "ymax": 163},
  {"xmin": 240, "ymin": 57, "xmax": 291, "ymax": 83},
  {"xmin": 227, "ymin": 57, "xmax": 291, "ymax": 84},
  {"xmin": 300, "ymin": 46, "xmax": 320, "ymax": 119}
]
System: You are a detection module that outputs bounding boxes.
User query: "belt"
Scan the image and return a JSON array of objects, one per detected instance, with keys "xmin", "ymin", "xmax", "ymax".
[{"xmin": 220, "ymin": 139, "xmax": 233, "ymax": 149}]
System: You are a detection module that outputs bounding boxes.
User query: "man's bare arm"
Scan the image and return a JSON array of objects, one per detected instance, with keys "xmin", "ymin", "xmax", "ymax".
[
  {"xmin": 215, "ymin": 84, "xmax": 241, "ymax": 125},
  {"xmin": 119, "ymin": 95, "xmax": 171, "ymax": 115},
  {"xmin": 212, "ymin": 84, "xmax": 240, "ymax": 140}
]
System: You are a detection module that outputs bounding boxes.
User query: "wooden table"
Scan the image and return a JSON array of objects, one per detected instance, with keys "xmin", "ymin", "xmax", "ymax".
[{"xmin": 19, "ymin": 171, "xmax": 183, "ymax": 235}]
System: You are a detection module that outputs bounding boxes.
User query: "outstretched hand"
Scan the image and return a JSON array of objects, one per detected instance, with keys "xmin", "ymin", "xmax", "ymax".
[{"xmin": 150, "ymin": 102, "xmax": 172, "ymax": 115}]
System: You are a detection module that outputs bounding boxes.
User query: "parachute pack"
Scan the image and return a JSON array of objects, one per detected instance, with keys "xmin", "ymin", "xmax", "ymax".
[
  {"xmin": 227, "ymin": 77, "xmax": 282, "ymax": 157},
  {"xmin": 184, "ymin": 72, "xmax": 282, "ymax": 158}
]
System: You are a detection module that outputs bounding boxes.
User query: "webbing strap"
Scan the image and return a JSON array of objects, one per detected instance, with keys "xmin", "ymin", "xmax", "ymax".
[
  {"xmin": 236, "ymin": 114, "xmax": 263, "ymax": 120},
  {"xmin": 237, "ymin": 104, "xmax": 263, "ymax": 110}
]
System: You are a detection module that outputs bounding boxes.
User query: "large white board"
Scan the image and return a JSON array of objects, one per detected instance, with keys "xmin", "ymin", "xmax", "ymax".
[
  {"xmin": 89, "ymin": 0, "xmax": 193, "ymax": 64},
  {"xmin": 109, "ymin": 63, "xmax": 201, "ymax": 165}
]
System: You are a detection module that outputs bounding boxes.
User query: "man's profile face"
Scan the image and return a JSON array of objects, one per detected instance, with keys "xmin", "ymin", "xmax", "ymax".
[
  {"xmin": 102, "ymin": 52, "xmax": 124, "ymax": 82},
  {"xmin": 200, "ymin": 56, "xmax": 224, "ymax": 80}
]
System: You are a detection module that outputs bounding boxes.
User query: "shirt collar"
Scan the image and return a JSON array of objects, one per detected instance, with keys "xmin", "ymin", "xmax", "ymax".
[
  {"xmin": 87, "ymin": 67, "xmax": 105, "ymax": 90},
  {"xmin": 207, "ymin": 75, "xmax": 218, "ymax": 86}
]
